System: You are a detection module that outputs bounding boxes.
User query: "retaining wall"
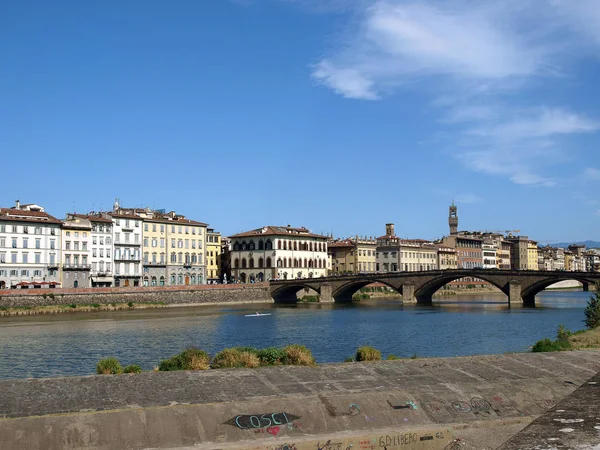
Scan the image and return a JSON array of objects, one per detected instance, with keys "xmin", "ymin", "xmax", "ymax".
[{"xmin": 0, "ymin": 283, "xmax": 272, "ymax": 307}]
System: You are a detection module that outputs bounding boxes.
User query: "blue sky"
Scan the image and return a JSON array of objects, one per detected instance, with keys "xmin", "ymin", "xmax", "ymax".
[{"xmin": 1, "ymin": 0, "xmax": 599, "ymax": 243}]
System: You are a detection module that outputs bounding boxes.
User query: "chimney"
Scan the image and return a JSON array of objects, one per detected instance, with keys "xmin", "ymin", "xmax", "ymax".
[
  {"xmin": 15, "ymin": 200, "xmax": 20, "ymax": 210},
  {"xmin": 385, "ymin": 223, "xmax": 395, "ymax": 237}
]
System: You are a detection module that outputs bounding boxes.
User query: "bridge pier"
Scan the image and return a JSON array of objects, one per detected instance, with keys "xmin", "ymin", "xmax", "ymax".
[
  {"xmin": 320, "ymin": 283, "xmax": 334, "ymax": 303},
  {"xmin": 583, "ymin": 282, "xmax": 590, "ymax": 292},
  {"xmin": 508, "ymin": 280, "xmax": 523, "ymax": 305},
  {"xmin": 401, "ymin": 283, "xmax": 416, "ymax": 303}
]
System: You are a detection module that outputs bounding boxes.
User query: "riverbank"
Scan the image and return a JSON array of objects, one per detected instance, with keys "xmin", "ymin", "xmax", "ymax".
[
  {"xmin": 0, "ymin": 283, "xmax": 272, "ymax": 315},
  {"xmin": 1, "ymin": 351, "xmax": 599, "ymax": 449}
]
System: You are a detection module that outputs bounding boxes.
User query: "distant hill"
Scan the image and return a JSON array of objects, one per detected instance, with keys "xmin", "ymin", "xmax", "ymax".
[{"xmin": 547, "ymin": 240, "xmax": 600, "ymax": 249}]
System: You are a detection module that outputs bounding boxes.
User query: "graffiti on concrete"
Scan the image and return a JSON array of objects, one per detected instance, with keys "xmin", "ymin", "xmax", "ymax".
[
  {"xmin": 451, "ymin": 401, "xmax": 471, "ymax": 413},
  {"xmin": 348, "ymin": 403, "xmax": 361, "ymax": 416},
  {"xmin": 387, "ymin": 400, "xmax": 417, "ymax": 410},
  {"xmin": 378, "ymin": 433, "xmax": 418, "ymax": 447},
  {"xmin": 275, "ymin": 444, "xmax": 297, "ymax": 450},
  {"xmin": 317, "ymin": 439, "xmax": 344, "ymax": 450},
  {"xmin": 470, "ymin": 397, "xmax": 491, "ymax": 413},
  {"xmin": 318, "ymin": 396, "xmax": 362, "ymax": 417},
  {"xmin": 224, "ymin": 412, "xmax": 300, "ymax": 429}
]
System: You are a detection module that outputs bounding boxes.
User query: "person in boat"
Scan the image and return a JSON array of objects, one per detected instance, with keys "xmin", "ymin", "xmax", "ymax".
[{"xmin": 255, "ymin": 311, "xmax": 259, "ymax": 315}]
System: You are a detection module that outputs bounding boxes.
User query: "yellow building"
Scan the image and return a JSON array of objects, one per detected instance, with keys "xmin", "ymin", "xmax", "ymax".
[
  {"xmin": 437, "ymin": 246, "xmax": 457, "ymax": 270},
  {"xmin": 206, "ymin": 228, "xmax": 221, "ymax": 283},
  {"xmin": 328, "ymin": 237, "xmax": 377, "ymax": 275},
  {"xmin": 328, "ymin": 240, "xmax": 354, "ymax": 274},
  {"xmin": 527, "ymin": 240, "xmax": 539, "ymax": 270}
]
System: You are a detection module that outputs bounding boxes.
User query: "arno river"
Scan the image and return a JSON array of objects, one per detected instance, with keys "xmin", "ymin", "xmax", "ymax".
[{"xmin": 0, "ymin": 290, "xmax": 591, "ymax": 380}]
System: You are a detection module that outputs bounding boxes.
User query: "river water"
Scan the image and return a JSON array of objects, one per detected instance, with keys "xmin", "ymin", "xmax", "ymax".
[{"xmin": 0, "ymin": 290, "xmax": 591, "ymax": 380}]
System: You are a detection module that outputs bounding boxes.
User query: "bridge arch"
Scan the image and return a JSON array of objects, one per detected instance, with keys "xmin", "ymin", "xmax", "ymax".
[
  {"xmin": 521, "ymin": 275, "xmax": 595, "ymax": 304},
  {"xmin": 331, "ymin": 279, "xmax": 402, "ymax": 303},
  {"xmin": 414, "ymin": 273, "xmax": 506, "ymax": 303},
  {"xmin": 270, "ymin": 283, "xmax": 321, "ymax": 304}
]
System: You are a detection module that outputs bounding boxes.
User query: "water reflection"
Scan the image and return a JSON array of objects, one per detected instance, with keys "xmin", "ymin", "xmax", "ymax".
[{"xmin": 0, "ymin": 290, "xmax": 590, "ymax": 380}]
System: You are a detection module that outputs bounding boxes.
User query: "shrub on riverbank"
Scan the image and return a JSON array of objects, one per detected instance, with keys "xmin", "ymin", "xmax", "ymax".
[
  {"xmin": 532, "ymin": 338, "xmax": 572, "ymax": 352},
  {"xmin": 158, "ymin": 348, "xmax": 210, "ymax": 371},
  {"xmin": 96, "ymin": 357, "xmax": 123, "ymax": 375},
  {"xmin": 355, "ymin": 346, "xmax": 381, "ymax": 361},
  {"xmin": 584, "ymin": 284, "xmax": 600, "ymax": 329},
  {"xmin": 283, "ymin": 344, "xmax": 315, "ymax": 366},
  {"xmin": 352, "ymin": 293, "xmax": 370, "ymax": 301},
  {"xmin": 256, "ymin": 347, "xmax": 286, "ymax": 365},
  {"xmin": 124, "ymin": 364, "xmax": 142, "ymax": 374},
  {"xmin": 300, "ymin": 295, "xmax": 320, "ymax": 302},
  {"xmin": 211, "ymin": 348, "xmax": 260, "ymax": 369}
]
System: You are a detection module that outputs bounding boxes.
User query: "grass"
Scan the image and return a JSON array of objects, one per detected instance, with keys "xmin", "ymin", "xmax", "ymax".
[
  {"xmin": 355, "ymin": 346, "xmax": 382, "ymax": 362},
  {"xmin": 568, "ymin": 327, "xmax": 600, "ymax": 350},
  {"xmin": 300, "ymin": 295, "xmax": 320, "ymax": 302},
  {"xmin": 123, "ymin": 364, "xmax": 142, "ymax": 374},
  {"xmin": 211, "ymin": 348, "xmax": 260, "ymax": 369},
  {"xmin": 352, "ymin": 293, "xmax": 370, "ymax": 301},
  {"xmin": 96, "ymin": 357, "xmax": 123, "ymax": 375},
  {"xmin": 158, "ymin": 348, "xmax": 210, "ymax": 371},
  {"xmin": 0, "ymin": 302, "xmax": 168, "ymax": 317}
]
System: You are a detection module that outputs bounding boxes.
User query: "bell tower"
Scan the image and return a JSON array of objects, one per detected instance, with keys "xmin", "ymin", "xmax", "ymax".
[{"xmin": 449, "ymin": 201, "xmax": 458, "ymax": 235}]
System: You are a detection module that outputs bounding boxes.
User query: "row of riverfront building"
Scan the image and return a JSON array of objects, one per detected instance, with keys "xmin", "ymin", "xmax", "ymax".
[{"xmin": 1, "ymin": 200, "xmax": 599, "ymax": 289}]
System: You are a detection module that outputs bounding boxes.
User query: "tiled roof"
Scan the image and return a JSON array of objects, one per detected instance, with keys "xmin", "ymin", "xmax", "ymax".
[
  {"xmin": 328, "ymin": 240, "xmax": 354, "ymax": 248},
  {"xmin": 230, "ymin": 225, "xmax": 327, "ymax": 239},
  {"xmin": 69, "ymin": 213, "xmax": 113, "ymax": 224},
  {"xmin": 107, "ymin": 212, "xmax": 144, "ymax": 220},
  {"xmin": 0, "ymin": 208, "xmax": 62, "ymax": 225}
]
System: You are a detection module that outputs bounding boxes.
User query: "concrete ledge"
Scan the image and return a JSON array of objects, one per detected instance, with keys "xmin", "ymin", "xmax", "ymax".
[{"xmin": 1, "ymin": 351, "xmax": 600, "ymax": 449}]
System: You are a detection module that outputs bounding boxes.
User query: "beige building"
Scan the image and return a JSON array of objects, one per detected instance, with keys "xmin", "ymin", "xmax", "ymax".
[
  {"xmin": 328, "ymin": 236, "xmax": 377, "ymax": 275},
  {"xmin": 527, "ymin": 240, "xmax": 539, "ymax": 270},
  {"xmin": 61, "ymin": 215, "xmax": 92, "ymax": 288},
  {"xmin": 229, "ymin": 225, "xmax": 328, "ymax": 282},
  {"xmin": 376, "ymin": 224, "xmax": 438, "ymax": 272},
  {"xmin": 437, "ymin": 246, "xmax": 457, "ymax": 270},
  {"xmin": 206, "ymin": 228, "xmax": 221, "ymax": 283}
]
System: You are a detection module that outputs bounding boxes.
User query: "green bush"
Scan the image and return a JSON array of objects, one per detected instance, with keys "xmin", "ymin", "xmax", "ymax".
[
  {"xmin": 410, "ymin": 353, "xmax": 418, "ymax": 359},
  {"xmin": 386, "ymin": 354, "xmax": 399, "ymax": 360},
  {"xmin": 0, "ymin": 306, "xmax": 8, "ymax": 311},
  {"xmin": 584, "ymin": 285, "xmax": 600, "ymax": 329},
  {"xmin": 556, "ymin": 324, "xmax": 572, "ymax": 342},
  {"xmin": 69, "ymin": 304, "xmax": 77, "ymax": 309},
  {"xmin": 127, "ymin": 301, "xmax": 134, "ymax": 308},
  {"xmin": 211, "ymin": 348, "xmax": 260, "ymax": 369},
  {"xmin": 123, "ymin": 364, "xmax": 142, "ymax": 373},
  {"xmin": 92, "ymin": 303, "xmax": 100, "ymax": 308},
  {"xmin": 283, "ymin": 344, "xmax": 315, "ymax": 366},
  {"xmin": 256, "ymin": 347, "xmax": 285, "ymax": 365},
  {"xmin": 353, "ymin": 293, "xmax": 370, "ymax": 301},
  {"xmin": 301, "ymin": 295, "xmax": 320, "ymax": 302},
  {"xmin": 355, "ymin": 346, "xmax": 382, "ymax": 362},
  {"xmin": 96, "ymin": 357, "xmax": 123, "ymax": 375},
  {"xmin": 159, "ymin": 348, "xmax": 210, "ymax": 371},
  {"xmin": 532, "ymin": 338, "xmax": 572, "ymax": 352}
]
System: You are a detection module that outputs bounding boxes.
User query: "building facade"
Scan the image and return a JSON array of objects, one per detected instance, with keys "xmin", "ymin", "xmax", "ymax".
[
  {"xmin": 328, "ymin": 236, "xmax": 377, "ymax": 275},
  {"xmin": 229, "ymin": 225, "xmax": 328, "ymax": 282},
  {"xmin": 206, "ymin": 228, "xmax": 222, "ymax": 283},
  {"xmin": 0, "ymin": 201, "xmax": 62, "ymax": 289},
  {"xmin": 527, "ymin": 240, "xmax": 539, "ymax": 270},
  {"xmin": 482, "ymin": 240, "xmax": 497, "ymax": 269},
  {"xmin": 109, "ymin": 210, "xmax": 143, "ymax": 287},
  {"xmin": 437, "ymin": 246, "xmax": 457, "ymax": 270},
  {"xmin": 61, "ymin": 215, "xmax": 92, "ymax": 288}
]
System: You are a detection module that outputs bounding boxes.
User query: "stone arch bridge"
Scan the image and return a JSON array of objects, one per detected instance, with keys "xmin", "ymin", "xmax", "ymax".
[{"xmin": 269, "ymin": 269, "xmax": 600, "ymax": 305}]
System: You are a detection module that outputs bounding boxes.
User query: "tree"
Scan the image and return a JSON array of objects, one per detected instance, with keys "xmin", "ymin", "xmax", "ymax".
[{"xmin": 584, "ymin": 283, "xmax": 600, "ymax": 329}]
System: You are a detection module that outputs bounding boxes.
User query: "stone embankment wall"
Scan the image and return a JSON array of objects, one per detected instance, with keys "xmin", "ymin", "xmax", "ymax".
[{"xmin": 0, "ymin": 283, "xmax": 272, "ymax": 308}]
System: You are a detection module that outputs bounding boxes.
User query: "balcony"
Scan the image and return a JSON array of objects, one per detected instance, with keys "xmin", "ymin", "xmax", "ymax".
[
  {"xmin": 63, "ymin": 264, "xmax": 91, "ymax": 270},
  {"xmin": 114, "ymin": 241, "xmax": 140, "ymax": 246},
  {"xmin": 47, "ymin": 263, "xmax": 59, "ymax": 269},
  {"xmin": 114, "ymin": 256, "xmax": 141, "ymax": 262},
  {"xmin": 144, "ymin": 261, "xmax": 167, "ymax": 267},
  {"xmin": 183, "ymin": 262, "xmax": 193, "ymax": 268}
]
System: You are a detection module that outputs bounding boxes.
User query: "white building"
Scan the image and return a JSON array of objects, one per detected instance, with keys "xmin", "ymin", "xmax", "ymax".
[
  {"xmin": 0, "ymin": 201, "xmax": 62, "ymax": 289},
  {"xmin": 61, "ymin": 215, "xmax": 92, "ymax": 288},
  {"xmin": 229, "ymin": 225, "xmax": 328, "ymax": 282},
  {"xmin": 71, "ymin": 214, "xmax": 114, "ymax": 287},
  {"xmin": 482, "ymin": 240, "xmax": 497, "ymax": 269},
  {"xmin": 109, "ymin": 210, "xmax": 143, "ymax": 287}
]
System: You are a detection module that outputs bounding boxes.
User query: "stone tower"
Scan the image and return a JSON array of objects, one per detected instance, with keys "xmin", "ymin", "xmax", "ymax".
[
  {"xmin": 385, "ymin": 223, "xmax": 395, "ymax": 237},
  {"xmin": 449, "ymin": 202, "xmax": 458, "ymax": 235}
]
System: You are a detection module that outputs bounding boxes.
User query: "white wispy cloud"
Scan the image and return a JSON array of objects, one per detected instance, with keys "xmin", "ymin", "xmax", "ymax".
[
  {"xmin": 584, "ymin": 167, "xmax": 600, "ymax": 180},
  {"xmin": 454, "ymin": 193, "xmax": 483, "ymax": 204},
  {"xmin": 310, "ymin": 0, "xmax": 600, "ymax": 186}
]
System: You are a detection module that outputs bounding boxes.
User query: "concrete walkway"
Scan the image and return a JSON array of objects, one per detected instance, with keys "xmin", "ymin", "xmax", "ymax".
[{"xmin": 1, "ymin": 351, "xmax": 600, "ymax": 449}]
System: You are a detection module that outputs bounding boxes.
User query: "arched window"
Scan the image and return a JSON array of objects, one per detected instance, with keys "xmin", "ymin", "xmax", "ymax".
[
  {"xmin": 283, "ymin": 241, "xmax": 287, "ymax": 250},
  {"xmin": 258, "ymin": 257, "xmax": 264, "ymax": 268},
  {"xmin": 277, "ymin": 258, "xmax": 282, "ymax": 268},
  {"xmin": 303, "ymin": 258, "xmax": 307, "ymax": 267},
  {"xmin": 171, "ymin": 274, "xmax": 176, "ymax": 284},
  {"xmin": 191, "ymin": 274, "xmax": 196, "ymax": 284},
  {"xmin": 265, "ymin": 240, "xmax": 272, "ymax": 250},
  {"xmin": 318, "ymin": 243, "xmax": 322, "ymax": 252},
  {"xmin": 309, "ymin": 242, "xmax": 313, "ymax": 251},
  {"xmin": 309, "ymin": 260, "xmax": 313, "ymax": 268},
  {"xmin": 152, "ymin": 252, "xmax": 157, "ymax": 263},
  {"xmin": 178, "ymin": 274, "xmax": 183, "ymax": 284},
  {"xmin": 185, "ymin": 253, "xmax": 190, "ymax": 264},
  {"xmin": 234, "ymin": 258, "xmax": 240, "ymax": 269},
  {"xmin": 143, "ymin": 252, "xmax": 149, "ymax": 263},
  {"xmin": 241, "ymin": 242, "xmax": 247, "ymax": 251},
  {"xmin": 242, "ymin": 258, "xmax": 247, "ymax": 269},
  {"xmin": 249, "ymin": 258, "xmax": 255, "ymax": 269},
  {"xmin": 191, "ymin": 253, "xmax": 197, "ymax": 263},
  {"xmin": 258, "ymin": 240, "xmax": 264, "ymax": 250},
  {"xmin": 278, "ymin": 240, "xmax": 282, "ymax": 250},
  {"xmin": 151, "ymin": 276, "xmax": 157, "ymax": 286},
  {"xmin": 266, "ymin": 257, "xmax": 272, "ymax": 268},
  {"xmin": 294, "ymin": 241, "xmax": 297, "ymax": 251},
  {"xmin": 233, "ymin": 243, "xmax": 240, "ymax": 251},
  {"xmin": 249, "ymin": 241, "xmax": 255, "ymax": 250},
  {"xmin": 178, "ymin": 252, "xmax": 183, "ymax": 263},
  {"xmin": 294, "ymin": 258, "xmax": 298, "ymax": 268}
]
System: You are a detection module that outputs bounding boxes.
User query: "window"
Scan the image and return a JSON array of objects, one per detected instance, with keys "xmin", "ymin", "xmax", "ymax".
[
  {"xmin": 21, "ymin": 270, "xmax": 29, "ymax": 276},
  {"xmin": 93, "ymin": 248, "xmax": 97, "ymax": 257},
  {"xmin": 10, "ymin": 270, "xmax": 17, "ymax": 276},
  {"xmin": 82, "ymin": 242, "xmax": 87, "ymax": 251},
  {"xmin": 171, "ymin": 253, "xmax": 176, "ymax": 263},
  {"xmin": 144, "ymin": 238, "xmax": 149, "ymax": 247},
  {"xmin": 160, "ymin": 225, "xmax": 165, "ymax": 232},
  {"xmin": 185, "ymin": 239, "xmax": 189, "ymax": 249},
  {"xmin": 115, "ymin": 233, "xmax": 120, "ymax": 243},
  {"xmin": 35, "ymin": 253, "xmax": 41, "ymax": 263},
  {"xmin": 0, "ymin": 225, "xmax": 4, "ymax": 232},
  {"xmin": 126, "ymin": 220, "xmax": 130, "ymax": 228},
  {"xmin": 99, "ymin": 249, "xmax": 104, "ymax": 257},
  {"xmin": 171, "ymin": 239, "xmax": 175, "ymax": 248},
  {"xmin": 0, "ymin": 252, "xmax": 4, "ymax": 263},
  {"xmin": 21, "ymin": 253, "xmax": 28, "ymax": 264},
  {"xmin": 74, "ymin": 242, "xmax": 79, "ymax": 251},
  {"xmin": 12, "ymin": 238, "xmax": 17, "ymax": 248},
  {"xmin": 23, "ymin": 226, "xmax": 29, "ymax": 234},
  {"xmin": 152, "ymin": 224, "xmax": 156, "ymax": 232},
  {"xmin": 152, "ymin": 239, "xmax": 157, "ymax": 248},
  {"xmin": 144, "ymin": 223, "xmax": 149, "ymax": 231},
  {"xmin": 185, "ymin": 227, "xmax": 189, "ymax": 234},
  {"xmin": 160, "ymin": 238, "xmax": 165, "ymax": 248},
  {"xmin": 49, "ymin": 254, "xmax": 55, "ymax": 264},
  {"xmin": 0, "ymin": 238, "xmax": 4, "ymax": 247}
]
